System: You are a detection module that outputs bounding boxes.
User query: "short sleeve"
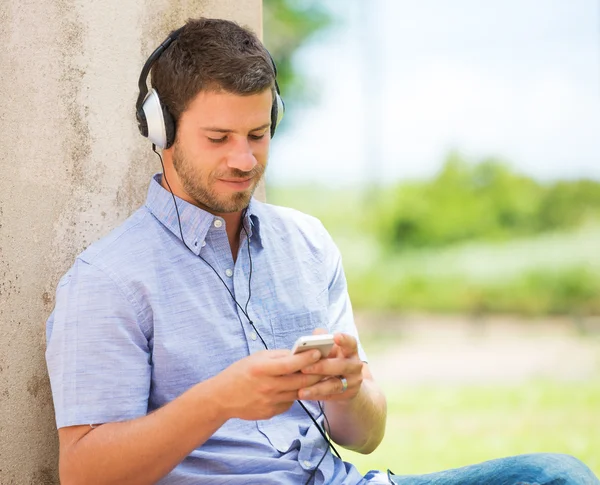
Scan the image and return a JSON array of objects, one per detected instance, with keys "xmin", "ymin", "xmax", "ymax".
[
  {"xmin": 45, "ymin": 258, "xmax": 151, "ymax": 429},
  {"xmin": 321, "ymin": 226, "xmax": 368, "ymax": 363}
]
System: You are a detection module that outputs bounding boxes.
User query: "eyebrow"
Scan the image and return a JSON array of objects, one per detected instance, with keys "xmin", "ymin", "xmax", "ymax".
[{"xmin": 200, "ymin": 123, "xmax": 271, "ymax": 134}]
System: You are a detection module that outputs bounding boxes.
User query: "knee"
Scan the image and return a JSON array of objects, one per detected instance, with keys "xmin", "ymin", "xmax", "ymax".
[{"xmin": 519, "ymin": 453, "xmax": 599, "ymax": 485}]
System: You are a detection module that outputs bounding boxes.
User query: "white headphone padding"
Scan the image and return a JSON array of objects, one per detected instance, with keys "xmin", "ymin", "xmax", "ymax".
[
  {"xmin": 142, "ymin": 89, "xmax": 168, "ymax": 149},
  {"xmin": 275, "ymin": 92, "xmax": 284, "ymax": 128}
]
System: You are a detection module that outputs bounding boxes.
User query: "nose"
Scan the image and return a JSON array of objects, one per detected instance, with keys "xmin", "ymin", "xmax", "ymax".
[{"xmin": 227, "ymin": 138, "xmax": 257, "ymax": 172}]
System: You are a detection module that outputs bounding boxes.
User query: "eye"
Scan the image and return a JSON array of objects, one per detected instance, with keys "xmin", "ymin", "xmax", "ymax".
[
  {"xmin": 208, "ymin": 136, "xmax": 227, "ymax": 144},
  {"xmin": 249, "ymin": 133, "xmax": 266, "ymax": 141}
]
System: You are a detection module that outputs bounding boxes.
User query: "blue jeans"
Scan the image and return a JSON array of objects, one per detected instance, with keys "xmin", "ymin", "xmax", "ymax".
[{"xmin": 364, "ymin": 453, "xmax": 600, "ymax": 484}]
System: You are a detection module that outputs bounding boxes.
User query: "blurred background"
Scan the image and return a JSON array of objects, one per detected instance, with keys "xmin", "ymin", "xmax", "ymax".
[{"xmin": 263, "ymin": 0, "xmax": 600, "ymax": 477}]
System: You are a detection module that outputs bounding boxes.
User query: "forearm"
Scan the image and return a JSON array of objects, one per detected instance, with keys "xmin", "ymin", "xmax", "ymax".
[
  {"xmin": 324, "ymin": 378, "xmax": 387, "ymax": 454},
  {"xmin": 61, "ymin": 376, "xmax": 228, "ymax": 485}
]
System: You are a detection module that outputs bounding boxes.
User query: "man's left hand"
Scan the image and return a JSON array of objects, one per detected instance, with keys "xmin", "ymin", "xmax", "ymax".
[{"xmin": 297, "ymin": 330, "xmax": 363, "ymax": 401}]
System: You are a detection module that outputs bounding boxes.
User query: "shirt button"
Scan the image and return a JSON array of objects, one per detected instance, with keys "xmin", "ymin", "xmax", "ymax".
[
  {"xmin": 225, "ymin": 269, "xmax": 233, "ymax": 277},
  {"xmin": 250, "ymin": 332, "xmax": 257, "ymax": 341},
  {"xmin": 201, "ymin": 240, "xmax": 206, "ymax": 247},
  {"xmin": 213, "ymin": 219, "xmax": 223, "ymax": 228},
  {"xmin": 303, "ymin": 460, "xmax": 311, "ymax": 468}
]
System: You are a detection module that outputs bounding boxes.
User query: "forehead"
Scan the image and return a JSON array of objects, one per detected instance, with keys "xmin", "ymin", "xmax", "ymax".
[{"xmin": 182, "ymin": 89, "xmax": 273, "ymax": 127}]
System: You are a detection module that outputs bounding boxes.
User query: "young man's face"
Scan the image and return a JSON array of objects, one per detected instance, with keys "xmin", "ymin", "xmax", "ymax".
[{"xmin": 169, "ymin": 88, "xmax": 272, "ymax": 214}]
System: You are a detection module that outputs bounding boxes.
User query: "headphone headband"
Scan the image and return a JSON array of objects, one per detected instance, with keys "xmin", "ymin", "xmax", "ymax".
[
  {"xmin": 136, "ymin": 27, "xmax": 183, "ymax": 113},
  {"xmin": 136, "ymin": 24, "xmax": 284, "ymax": 149}
]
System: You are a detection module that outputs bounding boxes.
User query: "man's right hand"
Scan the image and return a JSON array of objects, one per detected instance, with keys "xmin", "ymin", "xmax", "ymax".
[
  {"xmin": 56, "ymin": 349, "xmax": 324, "ymax": 485},
  {"xmin": 213, "ymin": 349, "xmax": 324, "ymax": 421}
]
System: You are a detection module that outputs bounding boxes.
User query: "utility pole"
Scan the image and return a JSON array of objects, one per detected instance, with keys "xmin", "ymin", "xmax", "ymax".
[{"xmin": 360, "ymin": 0, "xmax": 385, "ymax": 198}]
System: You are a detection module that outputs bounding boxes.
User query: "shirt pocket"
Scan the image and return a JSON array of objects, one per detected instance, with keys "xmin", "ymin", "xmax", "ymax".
[{"xmin": 269, "ymin": 308, "xmax": 329, "ymax": 351}]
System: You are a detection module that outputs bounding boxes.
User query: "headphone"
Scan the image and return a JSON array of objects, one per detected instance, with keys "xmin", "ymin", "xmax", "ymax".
[{"xmin": 135, "ymin": 26, "xmax": 285, "ymax": 149}]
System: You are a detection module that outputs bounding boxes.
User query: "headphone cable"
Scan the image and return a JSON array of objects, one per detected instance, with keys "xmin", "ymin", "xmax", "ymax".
[{"xmin": 152, "ymin": 146, "xmax": 341, "ymax": 474}]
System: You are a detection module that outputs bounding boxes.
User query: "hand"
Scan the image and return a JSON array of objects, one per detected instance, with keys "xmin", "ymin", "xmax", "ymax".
[
  {"xmin": 214, "ymin": 349, "xmax": 325, "ymax": 421},
  {"xmin": 298, "ymin": 330, "xmax": 363, "ymax": 402}
]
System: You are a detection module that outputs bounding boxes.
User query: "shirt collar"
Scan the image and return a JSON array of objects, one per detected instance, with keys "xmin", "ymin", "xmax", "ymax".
[
  {"xmin": 246, "ymin": 198, "xmax": 263, "ymax": 247},
  {"xmin": 145, "ymin": 174, "xmax": 263, "ymax": 254}
]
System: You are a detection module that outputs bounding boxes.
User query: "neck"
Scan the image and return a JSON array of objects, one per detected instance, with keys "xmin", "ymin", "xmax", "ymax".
[
  {"xmin": 223, "ymin": 212, "xmax": 244, "ymax": 262},
  {"xmin": 159, "ymin": 173, "xmax": 246, "ymax": 261}
]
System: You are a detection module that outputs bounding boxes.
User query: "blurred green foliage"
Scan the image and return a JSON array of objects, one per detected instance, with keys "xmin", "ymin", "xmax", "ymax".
[
  {"xmin": 268, "ymin": 153, "xmax": 600, "ymax": 316},
  {"xmin": 263, "ymin": 0, "xmax": 332, "ymax": 103},
  {"xmin": 348, "ymin": 265, "xmax": 600, "ymax": 317},
  {"xmin": 371, "ymin": 152, "xmax": 600, "ymax": 250}
]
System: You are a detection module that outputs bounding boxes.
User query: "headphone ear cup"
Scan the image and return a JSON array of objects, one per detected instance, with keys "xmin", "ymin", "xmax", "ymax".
[
  {"xmin": 162, "ymin": 104, "xmax": 176, "ymax": 149},
  {"xmin": 270, "ymin": 101, "xmax": 278, "ymax": 138},
  {"xmin": 270, "ymin": 91, "xmax": 285, "ymax": 138},
  {"xmin": 142, "ymin": 89, "xmax": 173, "ymax": 149},
  {"xmin": 136, "ymin": 108, "xmax": 149, "ymax": 137}
]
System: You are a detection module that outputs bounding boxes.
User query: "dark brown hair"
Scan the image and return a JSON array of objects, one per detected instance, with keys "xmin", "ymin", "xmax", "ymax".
[{"xmin": 151, "ymin": 18, "xmax": 275, "ymax": 122}]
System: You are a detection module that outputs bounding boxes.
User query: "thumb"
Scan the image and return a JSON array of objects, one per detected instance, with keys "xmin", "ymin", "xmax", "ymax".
[{"xmin": 334, "ymin": 333, "xmax": 358, "ymax": 358}]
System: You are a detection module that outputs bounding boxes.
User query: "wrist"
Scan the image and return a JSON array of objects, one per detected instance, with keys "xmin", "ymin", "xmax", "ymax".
[{"xmin": 192, "ymin": 374, "xmax": 233, "ymax": 424}]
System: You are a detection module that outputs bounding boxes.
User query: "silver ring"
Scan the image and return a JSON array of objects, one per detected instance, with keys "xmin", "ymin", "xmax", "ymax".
[{"xmin": 339, "ymin": 376, "xmax": 348, "ymax": 393}]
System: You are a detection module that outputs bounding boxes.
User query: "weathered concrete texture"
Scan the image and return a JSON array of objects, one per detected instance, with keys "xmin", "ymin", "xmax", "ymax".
[{"xmin": 0, "ymin": 0, "xmax": 262, "ymax": 482}]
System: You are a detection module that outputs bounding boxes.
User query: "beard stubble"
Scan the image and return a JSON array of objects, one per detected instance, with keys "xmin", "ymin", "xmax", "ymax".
[{"xmin": 172, "ymin": 141, "xmax": 265, "ymax": 214}]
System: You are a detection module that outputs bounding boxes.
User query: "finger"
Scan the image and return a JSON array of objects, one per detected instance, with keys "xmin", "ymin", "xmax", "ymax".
[
  {"xmin": 322, "ymin": 343, "xmax": 339, "ymax": 359},
  {"xmin": 277, "ymin": 372, "xmax": 324, "ymax": 392},
  {"xmin": 334, "ymin": 333, "xmax": 358, "ymax": 358},
  {"xmin": 299, "ymin": 374, "xmax": 361, "ymax": 400},
  {"xmin": 325, "ymin": 345, "xmax": 338, "ymax": 359},
  {"xmin": 262, "ymin": 349, "xmax": 322, "ymax": 376},
  {"xmin": 276, "ymin": 389, "xmax": 305, "ymax": 403},
  {"xmin": 266, "ymin": 349, "xmax": 295, "ymax": 359},
  {"xmin": 300, "ymin": 356, "xmax": 362, "ymax": 378},
  {"xmin": 312, "ymin": 327, "xmax": 328, "ymax": 335}
]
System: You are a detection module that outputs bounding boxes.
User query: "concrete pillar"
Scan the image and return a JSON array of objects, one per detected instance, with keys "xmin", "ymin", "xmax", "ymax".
[{"xmin": 0, "ymin": 1, "xmax": 263, "ymax": 482}]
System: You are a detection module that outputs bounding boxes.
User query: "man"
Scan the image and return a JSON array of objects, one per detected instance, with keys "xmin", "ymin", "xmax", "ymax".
[{"xmin": 45, "ymin": 18, "xmax": 599, "ymax": 485}]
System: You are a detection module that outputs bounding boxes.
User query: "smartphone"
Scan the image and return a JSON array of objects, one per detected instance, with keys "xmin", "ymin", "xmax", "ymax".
[{"xmin": 291, "ymin": 334, "xmax": 335, "ymax": 359}]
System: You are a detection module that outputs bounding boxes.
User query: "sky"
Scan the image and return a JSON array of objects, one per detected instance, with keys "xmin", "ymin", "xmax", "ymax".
[{"xmin": 268, "ymin": 0, "xmax": 600, "ymax": 187}]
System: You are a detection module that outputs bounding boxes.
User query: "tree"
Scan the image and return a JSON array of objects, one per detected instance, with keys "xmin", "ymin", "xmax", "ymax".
[{"xmin": 263, "ymin": 0, "xmax": 332, "ymax": 105}]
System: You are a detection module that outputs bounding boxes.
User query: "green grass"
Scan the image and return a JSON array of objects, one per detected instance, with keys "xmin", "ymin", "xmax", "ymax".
[{"xmin": 342, "ymin": 380, "xmax": 600, "ymax": 477}]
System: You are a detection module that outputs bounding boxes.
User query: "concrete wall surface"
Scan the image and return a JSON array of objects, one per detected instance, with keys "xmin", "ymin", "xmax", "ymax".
[{"xmin": 0, "ymin": 1, "xmax": 262, "ymax": 482}]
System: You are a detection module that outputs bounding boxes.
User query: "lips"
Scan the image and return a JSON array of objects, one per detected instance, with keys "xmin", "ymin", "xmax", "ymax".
[
  {"xmin": 219, "ymin": 177, "xmax": 252, "ymax": 183},
  {"xmin": 217, "ymin": 177, "xmax": 254, "ymax": 190}
]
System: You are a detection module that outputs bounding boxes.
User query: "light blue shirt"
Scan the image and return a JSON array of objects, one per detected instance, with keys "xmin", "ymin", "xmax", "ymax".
[{"xmin": 46, "ymin": 174, "xmax": 377, "ymax": 484}]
